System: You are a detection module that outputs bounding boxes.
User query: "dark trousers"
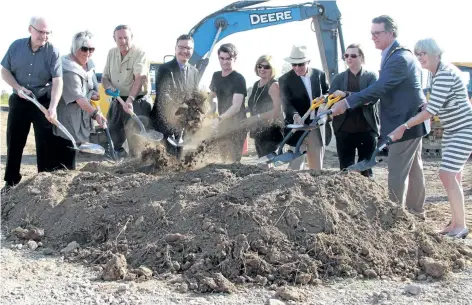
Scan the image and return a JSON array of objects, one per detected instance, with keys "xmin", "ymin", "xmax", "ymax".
[
  {"xmin": 335, "ymin": 131, "xmax": 377, "ymax": 177},
  {"xmin": 4, "ymin": 94, "xmax": 58, "ymax": 185},
  {"xmin": 53, "ymin": 136, "xmax": 77, "ymax": 170},
  {"xmin": 107, "ymin": 95, "xmax": 152, "ymax": 156}
]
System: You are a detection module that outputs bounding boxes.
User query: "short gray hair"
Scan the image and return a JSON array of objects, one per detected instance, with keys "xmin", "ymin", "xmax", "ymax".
[
  {"xmin": 29, "ymin": 16, "xmax": 45, "ymax": 27},
  {"xmin": 414, "ymin": 38, "xmax": 443, "ymax": 58},
  {"xmin": 71, "ymin": 31, "xmax": 93, "ymax": 54},
  {"xmin": 372, "ymin": 15, "xmax": 398, "ymax": 38}
]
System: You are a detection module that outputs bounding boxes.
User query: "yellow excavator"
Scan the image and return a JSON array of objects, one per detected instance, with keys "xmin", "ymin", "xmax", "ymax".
[{"xmin": 422, "ymin": 62, "xmax": 472, "ymax": 157}]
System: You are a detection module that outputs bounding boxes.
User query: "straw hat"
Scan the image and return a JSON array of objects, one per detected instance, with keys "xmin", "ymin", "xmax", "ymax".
[{"xmin": 284, "ymin": 45, "xmax": 311, "ymax": 64}]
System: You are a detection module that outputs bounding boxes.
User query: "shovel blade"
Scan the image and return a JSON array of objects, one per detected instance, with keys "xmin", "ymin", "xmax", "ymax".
[
  {"xmin": 77, "ymin": 143, "xmax": 106, "ymax": 155},
  {"xmin": 136, "ymin": 130, "xmax": 164, "ymax": 143},
  {"xmin": 166, "ymin": 135, "xmax": 184, "ymax": 147},
  {"xmin": 257, "ymin": 152, "xmax": 278, "ymax": 164},
  {"xmin": 346, "ymin": 159, "xmax": 378, "ymax": 172},
  {"xmin": 271, "ymin": 151, "xmax": 305, "ymax": 167}
]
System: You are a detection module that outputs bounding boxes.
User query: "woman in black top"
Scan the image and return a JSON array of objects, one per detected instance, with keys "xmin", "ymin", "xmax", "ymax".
[{"xmin": 243, "ymin": 55, "xmax": 283, "ymax": 159}]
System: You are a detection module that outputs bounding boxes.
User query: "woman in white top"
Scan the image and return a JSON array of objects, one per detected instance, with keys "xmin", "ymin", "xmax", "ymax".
[{"xmin": 390, "ymin": 38, "xmax": 472, "ymax": 239}]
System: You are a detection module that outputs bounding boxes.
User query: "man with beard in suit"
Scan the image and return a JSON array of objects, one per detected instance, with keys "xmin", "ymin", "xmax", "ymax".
[
  {"xmin": 279, "ymin": 45, "xmax": 329, "ymax": 170},
  {"xmin": 151, "ymin": 34, "xmax": 199, "ymax": 158}
]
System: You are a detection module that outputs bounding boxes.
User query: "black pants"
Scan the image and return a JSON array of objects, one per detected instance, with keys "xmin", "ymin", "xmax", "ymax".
[
  {"xmin": 335, "ymin": 131, "xmax": 377, "ymax": 177},
  {"xmin": 107, "ymin": 95, "xmax": 152, "ymax": 156},
  {"xmin": 4, "ymin": 94, "xmax": 58, "ymax": 185},
  {"xmin": 52, "ymin": 136, "xmax": 77, "ymax": 170},
  {"xmin": 252, "ymin": 126, "xmax": 284, "ymax": 158}
]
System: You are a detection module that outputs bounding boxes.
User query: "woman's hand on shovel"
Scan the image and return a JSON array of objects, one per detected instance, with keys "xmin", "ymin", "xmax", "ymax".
[{"xmin": 94, "ymin": 112, "xmax": 107, "ymax": 128}]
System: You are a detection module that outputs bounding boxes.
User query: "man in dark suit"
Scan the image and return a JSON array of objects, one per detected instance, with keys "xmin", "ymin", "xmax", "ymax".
[
  {"xmin": 279, "ymin": 45, "xmax": 329, "ymax": 170},
  {"xmin": 150, "ymin": 34, "xmax": 199, "ymax": 157},
  {"xmin": 331, "ymin": 15, "xmax": 428, "ymax": 217},
  {"xmin": 329, "ymin": 43, "xmax": 379, "ymax": 178}
]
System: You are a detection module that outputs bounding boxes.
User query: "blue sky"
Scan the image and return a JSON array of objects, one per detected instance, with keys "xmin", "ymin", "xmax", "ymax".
[{"xmin": 1, "ymin": 0, "xmax": 471, "ymax": 92}]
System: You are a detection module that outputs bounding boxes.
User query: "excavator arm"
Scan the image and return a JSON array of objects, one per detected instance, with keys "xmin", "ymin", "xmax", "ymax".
[{"xmin": 188, "ymin": 1, "xmax": 344, "ymax": 83}]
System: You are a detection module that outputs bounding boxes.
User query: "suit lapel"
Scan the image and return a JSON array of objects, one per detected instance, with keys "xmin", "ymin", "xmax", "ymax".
[
  {"xmin": 381, "ymin": 41, "xmax": 400, "ymax": 70},
  {"xmin": 359, "ymin": 68, "xmax": 368, "ymax": 89},
  {"xmin": 291, "ymin": 70, "xmax": 309, "ymax": 101}
]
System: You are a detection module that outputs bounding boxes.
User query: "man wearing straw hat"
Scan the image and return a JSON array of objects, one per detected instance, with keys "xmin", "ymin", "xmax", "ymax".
[
  {"xmin": 0, "ymin": 16, "xmax": 63, "ymax": 193},
  {"xmin": 279, "ymin": 45, "xmax": 329, "ymax": 170}
]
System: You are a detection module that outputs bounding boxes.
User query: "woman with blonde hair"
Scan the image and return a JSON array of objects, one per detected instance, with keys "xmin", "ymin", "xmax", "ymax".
[
  {"xmin": 242, "ymin": 55, "xmax": 283, "ymax": 159},
  {"xmin": 390, "ymin": 38, "xmax": 472, "ymax": 239}
]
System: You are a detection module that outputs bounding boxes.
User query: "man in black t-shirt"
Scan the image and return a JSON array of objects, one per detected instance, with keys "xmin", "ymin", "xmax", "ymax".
[{"xmin": 208, "ymin": 43, "xmax": 247, "ymax": 162}]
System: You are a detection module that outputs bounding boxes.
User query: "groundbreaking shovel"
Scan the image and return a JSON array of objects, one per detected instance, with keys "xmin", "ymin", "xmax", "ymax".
[
  {"xmin": 21, "ymin": 91, "xmax": 105, "ymax": 155},
  {"xmin": 105, "ymin": 89, "xmax": 164, "ymax": 143},
  {"xmin": 269, "ymin": 110, "xmax": 334, "ymax": 167},
  {"xmin": 257, "ymin": 96, "xmax": 325, "ymax": 164},
  {"xmin": 286, "ymin": 94, "xmax": 342, "ymax": 130},
  {"xmin": 346, "ymin": 136, "xmax": 394, "ymax": 172},
  {"xmin": 90, "ymin": 100, "xmax": 117, "ymax": 161}
]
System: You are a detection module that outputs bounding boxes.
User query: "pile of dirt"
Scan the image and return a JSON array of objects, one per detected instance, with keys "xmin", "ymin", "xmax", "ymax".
[{"xmin": 2, "ymin": 164, "xmax": 471, "ymax": 293}]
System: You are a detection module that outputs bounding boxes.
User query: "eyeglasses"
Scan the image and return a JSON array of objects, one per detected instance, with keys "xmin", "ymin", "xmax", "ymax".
[
  {"xmin": 371, "ymin": 30, "xmax": 386, "ymax": 38},
  {"xmin": 80, "ymin": 46, "xmax": 95, "ymax": 53},
  {"xmin": 257, "ymin": 64, "xmax": 271, "ymax": 70},
  {"xmin": 31, "ymin": 25, "xmax": 51, "ymax": 36},
  {"xmin": 292, "ymin": 62, "xmax": 307, "ymax": 67},
  {"xmin": 344, "ymin": 54, "xmax": 359, "ymax": 59},
  {"xmin": 415, "ymin": 52, "xmax": 427, "ymax": 58}
]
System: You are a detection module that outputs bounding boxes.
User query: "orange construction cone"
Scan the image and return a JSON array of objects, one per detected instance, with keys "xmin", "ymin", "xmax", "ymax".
[{"xmin": 242, "ymin": 135, "xmax": 248, "ymax": 155}]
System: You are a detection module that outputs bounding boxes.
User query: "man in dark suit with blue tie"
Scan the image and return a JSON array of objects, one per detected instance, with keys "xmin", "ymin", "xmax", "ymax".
[
  {"xmin": 150, "ymin": 34, "xmax": 199, "ymax": 157},
  {"xmin": 331, "ymin": 15, "xmax": 428, "ymax": 217}
]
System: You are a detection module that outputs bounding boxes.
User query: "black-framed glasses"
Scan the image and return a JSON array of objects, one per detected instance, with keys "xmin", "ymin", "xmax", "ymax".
[
  {"xmin": 371, "ymin": 30, "xmax": 386, "ymax": 38},
  {"xmin": 292, "ymin": 62, "xmax": 307, "ymax": 67},
  {"xmin": 80, "ymin": 46, "xmax": 95, "ymax": 53},
  {"xmin": 30, "ymin": 25, "xmax": 51, "ymax": 36},
  {"xmin": 257, "ymin": 64, "xmax": 271, "ymax": 70},
  {"xmin": 344, "ymin": 54, "xmax": 359, "ymax": 59}
]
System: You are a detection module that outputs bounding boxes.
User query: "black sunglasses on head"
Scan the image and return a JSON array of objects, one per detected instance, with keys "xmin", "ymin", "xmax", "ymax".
[
  {"xmin": 80, "ymin": 46, "xmax": 95, "ymax": 53},
  {"xmin": 344, "ymin": 54, "xmax": 359, "ymax": 59},
  {"xmin": 257, "ymin": 64, "xmax": 271, "ymax": 69}
]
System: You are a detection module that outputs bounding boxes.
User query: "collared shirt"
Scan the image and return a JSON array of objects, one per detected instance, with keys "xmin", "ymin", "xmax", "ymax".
[
  {"xmin": 102, "ymin": 45, "xmax": 149, "ymax": 96},
  {"xmin": 380, "ymin": 40, "xmax": 397, "ymax": 67},
  {"xmin": 300, "ymin": 74, "xmax": 314, "ymax": 118},
  {"xmin": 1, "ymin": 37, "xmax": 62, "ymax": 98}
]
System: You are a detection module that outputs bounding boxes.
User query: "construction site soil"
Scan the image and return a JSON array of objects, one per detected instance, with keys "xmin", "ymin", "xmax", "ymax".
[{"xmin": 2, "ymin": 146, "xmax": 471, "ymax": 293}]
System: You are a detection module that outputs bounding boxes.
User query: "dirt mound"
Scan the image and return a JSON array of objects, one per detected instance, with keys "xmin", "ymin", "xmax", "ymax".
[{"xmin": 2, "ymin": 165, "xmax": 470, "ymax": 292}]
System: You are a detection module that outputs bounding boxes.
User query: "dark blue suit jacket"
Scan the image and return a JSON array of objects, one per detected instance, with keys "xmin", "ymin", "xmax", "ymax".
[{"xmin": 346, "ymin": 41, "xmax": 428, "ymax": 142}]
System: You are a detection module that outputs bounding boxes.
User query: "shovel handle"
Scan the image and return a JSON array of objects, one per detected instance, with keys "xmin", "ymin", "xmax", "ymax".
[
  {"xmin": 326, "ymin": 95, "xmax": 342, "ymax": 108},
  {"xmin": 115, "ymin": 96, "xmax": 137, "ymax": 117}
]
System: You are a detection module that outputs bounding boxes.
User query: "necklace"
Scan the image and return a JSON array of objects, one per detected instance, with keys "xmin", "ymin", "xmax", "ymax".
[{"xmin": 252, "ymin": 80, "xmax": 268, "ymax": 112}]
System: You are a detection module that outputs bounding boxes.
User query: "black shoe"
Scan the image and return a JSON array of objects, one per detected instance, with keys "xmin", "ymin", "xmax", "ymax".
[{"xmin": 115, "ymin": 148, "xmax": 129, "ymax": 159}]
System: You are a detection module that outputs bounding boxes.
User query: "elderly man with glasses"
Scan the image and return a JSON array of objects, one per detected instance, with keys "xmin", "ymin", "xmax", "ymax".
[
  {"xmin": 101, "ymin": 24, "xmax": 151, "ymax": 158},
  {"xmin": 0, "ymin": 16, "xmax": 63, "ymax": 193},
  {"xmin": 331, "ymin": 15, "xmax": 429, "ymax": 219},
  {"xmin": 279, "ymin": 45, "xmax": 329, "ymax": 170}
]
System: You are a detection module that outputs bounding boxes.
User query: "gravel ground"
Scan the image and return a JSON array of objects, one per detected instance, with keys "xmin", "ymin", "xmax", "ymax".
[{"xmin": 1, "ymin": 233, "xmax": 471, "ymax": 305}]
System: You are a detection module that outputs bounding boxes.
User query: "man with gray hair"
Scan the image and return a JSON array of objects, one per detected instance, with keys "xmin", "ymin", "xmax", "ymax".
[
  {"xmin": 331, "ymin": 15, "xmax": 428, "ymax": 218},
  {"xmin": 101, "ymin": 24, "xmax": 151, "ymax": 158},
  {"xmin": 0, "ymin": 16, "xmax": 63, "ymax": 193}
]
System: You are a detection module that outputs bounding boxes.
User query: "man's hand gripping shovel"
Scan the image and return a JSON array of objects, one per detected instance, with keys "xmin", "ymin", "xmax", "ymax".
[
  {"xmin": 105, "ymin": 89, "xmax": 164, "ymax": 143},
  {"xmin": 21, "ymin": 90, "xmax": 105, "ymax": 155}
]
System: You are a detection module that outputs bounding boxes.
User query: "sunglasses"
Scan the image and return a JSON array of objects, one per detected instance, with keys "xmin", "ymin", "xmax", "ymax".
[
  {"xmin": 344, "ymin": 54, "xmax": 359, "ymax": 59},
  {"xmin": 291, "ymin": 62, "xmax": 307, "ymax": 67},
  {"xmin": 257, "ymin": 64, "xmax": 271, "ymax": 70},
  {"xmin": 80, "ymin": 46, "xmax": 95, "ymax": 53}
]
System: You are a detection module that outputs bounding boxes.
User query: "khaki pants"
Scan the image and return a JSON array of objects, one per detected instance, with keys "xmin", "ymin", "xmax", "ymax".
[
  {"xmin": 287, "ymin": 129, "xmax": 324, "ymax": 170},
  {"xmin": 387, "ymin": 137, "xmax": 426, "ymax": 213}
]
